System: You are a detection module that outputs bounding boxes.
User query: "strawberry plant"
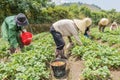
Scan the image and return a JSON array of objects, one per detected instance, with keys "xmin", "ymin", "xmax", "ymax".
[{"xmin": 0, "ymin": 32, "xmax": 55, "ymax": 80}]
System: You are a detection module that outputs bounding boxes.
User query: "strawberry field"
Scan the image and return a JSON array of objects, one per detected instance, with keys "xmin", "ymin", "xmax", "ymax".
[
  {"xmin": 0, "ymin": 27, "xmax": 120, "ymax": 80},
  {"xmin": 72, "ymin": 28, "xmax": 120, "ymax": 80}
]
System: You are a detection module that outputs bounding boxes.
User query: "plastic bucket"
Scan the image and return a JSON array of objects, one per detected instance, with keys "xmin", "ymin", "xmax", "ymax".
[
  {"xmin": 20, "ymin": 32, "xmax": 32, "ymax": 45},
  {"xmin": 50, "ymin": 59, "xmax": 66, "ymax": 78}
]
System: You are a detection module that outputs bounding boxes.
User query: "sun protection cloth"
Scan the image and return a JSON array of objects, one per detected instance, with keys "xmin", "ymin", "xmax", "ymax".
[
  {"xmin": 1, "ymin": 16, "xmax": 24, "ymax": 48},
  {"xmin": 15, "ymin": 13, "xmax": 29, "ymax": 26}
]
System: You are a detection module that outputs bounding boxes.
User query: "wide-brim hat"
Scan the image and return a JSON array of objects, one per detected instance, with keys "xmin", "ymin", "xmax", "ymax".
[{"xmin": 15, "ymin": 13, "xmax": 29, "ymax": 26}]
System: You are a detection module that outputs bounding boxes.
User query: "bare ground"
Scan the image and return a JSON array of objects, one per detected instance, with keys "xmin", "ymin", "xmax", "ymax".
[
  {"xmin": 111, "ymin": 70, "xmax": 120, "ymax": 80},
  {"xmin": 68, "ymin": 56, "xmax": 85, "ymax": 80}
]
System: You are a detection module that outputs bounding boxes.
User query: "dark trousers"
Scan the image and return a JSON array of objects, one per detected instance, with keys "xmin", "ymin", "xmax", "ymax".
[
  {"xmin": 99, "ymin": 26, "xmax": 105, "ymax": 32},
  {"xmin": 50, "ymin": 26, "xmax": 65, "ymax": 50}
]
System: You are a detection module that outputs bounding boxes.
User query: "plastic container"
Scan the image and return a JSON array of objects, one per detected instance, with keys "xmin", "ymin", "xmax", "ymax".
[
  {"xmin": 20, "ymin": 32, "xmax": 32, "ymax": 45},
  {"xmin": 50, "ymin": 59, "xmax": 66, "ymax": 78}
]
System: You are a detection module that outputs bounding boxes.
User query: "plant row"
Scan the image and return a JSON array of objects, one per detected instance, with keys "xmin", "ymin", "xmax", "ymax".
[
  {"xmin": 72, "ymin": 35, "xmax": 120, "ymax": 80},
  {"xmin": 0, "ymin": 32, "xmax": 55, "ymax": 80}
]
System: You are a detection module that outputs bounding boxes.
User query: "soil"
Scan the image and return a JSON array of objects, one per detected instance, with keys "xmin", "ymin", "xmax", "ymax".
[
  {"xmin": 95, "ymin": 39, "xmax": 109, "ymax": 46},
  {"xmin": 68, "ymin": 56, "xmax": 85, "ymax": 80},
  {"xmin": 111, "ymin": 70, "xmax": 120, "ymax": 80}
]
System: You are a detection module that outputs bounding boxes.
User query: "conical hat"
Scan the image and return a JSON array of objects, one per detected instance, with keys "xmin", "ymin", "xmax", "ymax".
[
  {"xmin": 99, "ymin": 18, "xmax": 109, "ymax": 25},
  {"xmin": 73, "ymin": 18, "xmax": 92, "ymax": 34},
  {"xmin": 73, "ymin": 19, "xmax": 86, "ymax": 34}
]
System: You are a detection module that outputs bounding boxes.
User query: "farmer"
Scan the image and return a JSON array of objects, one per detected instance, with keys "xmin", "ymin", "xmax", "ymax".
[
  {"xmin": 50, "ymin": 18, "xmax": 92, "ymax": 59},
  {"xmin": 110, "ymin": 22, "xmax": 118, "ymax": 31},
  {"xmin": 1, "ymin": 13, "xmax": 29, "ymax": 54},
  {"xmin": 98, "ymin": 18, "xmax": 109, "ymax": 32}
]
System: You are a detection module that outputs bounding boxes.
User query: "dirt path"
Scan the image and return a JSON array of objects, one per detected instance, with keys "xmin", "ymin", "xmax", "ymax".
[
  {"xmin": 111, "ymin": 70, "xmax": 120, "ymax": 80},
  {"xmin": 68, "ymin": 56, "xmax": 85, "ymax": 80}
]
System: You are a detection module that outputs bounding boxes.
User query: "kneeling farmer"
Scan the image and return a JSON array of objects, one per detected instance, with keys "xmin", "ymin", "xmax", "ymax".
[
  {"xmin": 50, "ymin": 18, "xmax": 92, "ymax": 59},
  {"xmin": 1, "ymin": 13, "xmax": 29, "ymax": 54}
]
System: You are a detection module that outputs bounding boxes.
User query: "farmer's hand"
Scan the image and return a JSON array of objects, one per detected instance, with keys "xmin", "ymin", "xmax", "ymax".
[
  {"xmin": 87, "ymin": 31, "xmax": 91, "ymax": 35},
  {"xmin": 23, "ymin": 29, "xmax": 27, "ymax": 32},
  {"xmin": 15, "ymin": 47, "xmax": 21, "ymax": 53},
  {"xmin": 79, "ymin": 42, "xmax": 83, "ymax": 46},
  {"xmin": 20, "ymin": 29, "xmax": 27, "ymax": 34}
]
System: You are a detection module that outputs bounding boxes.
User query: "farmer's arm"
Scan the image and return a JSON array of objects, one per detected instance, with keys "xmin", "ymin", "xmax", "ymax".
[
  {"xmin": 9, "ymin": 26, "xmax": 25, "ymax": 52},
  {"xmin": 8, "ymin": 25, "xmax": 20, "ymax": 48},
  {"xmin": 1, "ymin": 20, "xmax": 8, "ymax": 41},
  {"xmin": 21, "ymin": 26, "xmax": 27, "ymax": 32},
  {"xmin": 73, "ymin": 35, "xmax": 83, "ymax": 46},
  {"xmin": 18, "ymin": 26, "xmax": 27, "ymax": 35},
  {"xmin": 85, "ymin": 27, "xmax": 90, "ymax": 35}
]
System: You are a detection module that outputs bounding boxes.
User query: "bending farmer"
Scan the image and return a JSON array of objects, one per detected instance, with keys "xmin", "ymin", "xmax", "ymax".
[
  {"xmin": 50, "ymin": 18, "xmax": 92, "ymax": 59},
  {"xmin": 1, "ymin": 13, "xmax": 29, "ymax": 54}
]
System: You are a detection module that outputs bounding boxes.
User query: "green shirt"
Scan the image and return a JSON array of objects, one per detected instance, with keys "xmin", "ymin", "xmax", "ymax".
[{"xmin": 1, "ymin": 16, "xmax": 23, "ymax": 48}]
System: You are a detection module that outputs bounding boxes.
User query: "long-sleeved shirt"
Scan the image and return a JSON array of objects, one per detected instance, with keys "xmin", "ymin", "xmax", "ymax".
[
  {"xmin": 53, "ymin": 19, "xmax": 79, "ymax": 36},
  {"xmin": 1, "ymin": 16, "xmax": 23, "ymax": 48},
  {"xmin": 52, "ymin": 19, "xmax": 88, "ymax": 36}
]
